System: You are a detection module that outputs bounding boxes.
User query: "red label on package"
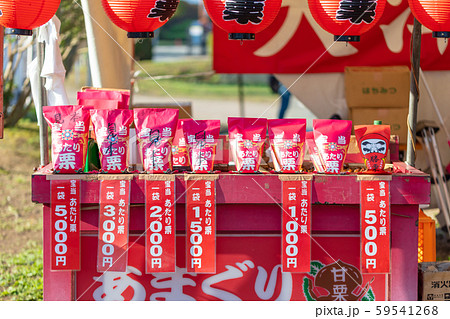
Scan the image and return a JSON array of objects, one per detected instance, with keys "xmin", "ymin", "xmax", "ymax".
[
  {"xmin": 145, "ymin": 179, "xmax": 176, "ymax": 273},
  {"xmin": 97, "ymin": 179, "xmax": 130, "ymax": 272},
  {"xmin": 281, "ymin": 179, "xmax": 311, "ymax": 273},
  {"xmin": 360, "ymin": 180, "xmax": 391, "ymax": 274},
  {"xmin": 51, "ymin": 179, "xmax": 80, "ymax": 271},
  {"xmin": 172, "ymin": 120, "xmax": 189, "ymax": 167},
  {"xmin": 186, "ymin": 179, "xmax": 216, "ymax": 273}
]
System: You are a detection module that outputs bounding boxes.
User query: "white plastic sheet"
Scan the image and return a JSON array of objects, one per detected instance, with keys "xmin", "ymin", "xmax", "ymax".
[
  {"xmin": 38, "ymin": 15, "xmax": 69, "ymax": 106},
  {"xmin": 29, "ymin": 15, "xmax": 69, "ymax": 125}
]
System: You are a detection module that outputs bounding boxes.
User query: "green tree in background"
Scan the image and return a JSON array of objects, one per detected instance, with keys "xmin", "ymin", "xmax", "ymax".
[
  {"xmin": 3, "ymin": 0, "xmax": 86, "ymax": 127},
  {"xmin": 158, "ymin": 1, "xmax": 198, "ymax": 44}
]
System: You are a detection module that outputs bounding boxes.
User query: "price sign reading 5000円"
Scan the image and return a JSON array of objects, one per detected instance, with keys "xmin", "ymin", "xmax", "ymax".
[{"xmin": 51, "ymin": 179, "xmax": 80, "ymax": 271}]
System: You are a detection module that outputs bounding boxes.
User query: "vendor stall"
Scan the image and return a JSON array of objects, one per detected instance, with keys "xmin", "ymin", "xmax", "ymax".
[
  {"xmin": 18, "ymin": 0, "xmax": 437, "ymax": 303},
  {"xmin": 32, "ymin": 161, "xmax": 429, "ymax": 301}
]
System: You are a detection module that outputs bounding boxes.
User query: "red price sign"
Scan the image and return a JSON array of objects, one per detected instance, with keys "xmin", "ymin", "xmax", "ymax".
[
  {"xmin": 281, "ymin": 178, "xmax": 312, "ymax": 273},
  {"xmin": 97, "ymin": 179, "xmax": 130, "ymax": 272},
  {"xmin": 50, "ymin": 179, "xmax": 80, "ymax": 271},
  {"xmin": 360, "ymin": 179, "xmax": 391, "ymax": 274},
  {"xmin": 145, "ymin": 178, "xmax": 176, "ymax": 273},
  {"xmin": 186, "ymin": 178, "xmax": 216, "ymax": 273}
]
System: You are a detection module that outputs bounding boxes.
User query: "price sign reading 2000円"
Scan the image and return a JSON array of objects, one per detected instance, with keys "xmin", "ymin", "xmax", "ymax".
[{"xmin": 145, "ymin": 178, "xmax": 176, "ymax": 273}]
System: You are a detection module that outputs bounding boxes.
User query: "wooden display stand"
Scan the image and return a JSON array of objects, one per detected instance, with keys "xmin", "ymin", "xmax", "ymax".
[{"xmin": 32, "ymin": 162, "xmax": 430, "ymax": 301}]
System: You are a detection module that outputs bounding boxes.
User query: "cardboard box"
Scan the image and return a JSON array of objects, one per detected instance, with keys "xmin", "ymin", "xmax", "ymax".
[
  {"xmin": 349, "ymin": 107, "xmax": 408, "ymax": 144},
  {"xmin": 419, "ymin": 262, "xmax": 450, "ymax": 301},
  {"xmin": 345, "ymin": 66, "xmax": 410, "ymax": 108}
]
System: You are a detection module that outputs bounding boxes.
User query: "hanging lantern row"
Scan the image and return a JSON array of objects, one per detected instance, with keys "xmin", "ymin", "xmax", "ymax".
[
  {"xmin": 308, "ymin": 0, "xmax": 387, "ymax": 42},
  {"xmin": 0, "ymin": 0, "xmax": 450, "ymax": 41},
  {"xmin": 408, "ymin": 0, "xmax": 450, "ymax": 38},
  {"xmin": 203, "ymin": 0, "xmax": 282, "ymax": 40},
  {"xmin": 102, "ymin": 0, "xmax": 180, "ymax": 38},
  {"xmin": 0, "ymin": 0, "xmax": 61, "ymax": 36}
]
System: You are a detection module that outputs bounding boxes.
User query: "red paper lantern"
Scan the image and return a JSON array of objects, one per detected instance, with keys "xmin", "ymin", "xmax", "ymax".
[
  {"xmin": 203, "ymin": 0, "xmax": 282, "ymax": 40},
  {"xmin": 308, "ymin": 0, "xmax": 387, "ymax": 41},
  {"xmin": 0, "ymin": 0, "xmax": 61, "ymax": 36},
  {"xmin": 408, "ymin": 0, "xmax": 450, "ymax": 38},
  {"xmin": 102, "ymin": 0, "xmax": 180, "ymax": 38}
]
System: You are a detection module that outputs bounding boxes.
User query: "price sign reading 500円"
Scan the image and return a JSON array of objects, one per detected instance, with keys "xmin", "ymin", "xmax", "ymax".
[
  {"xmin": 186, "ymin": 178, "xmax": 216, "ymax": 273},
  {"xmin": 97, "ymin": 179, "xmax": 130, "ymax": 272},
  {"xmin": 360, "ymin": 179, "xmax": 391, "ymax": 274},
  {"xmin": 51, "ymin": 179, "xmax": 81, "ymax": 271}
]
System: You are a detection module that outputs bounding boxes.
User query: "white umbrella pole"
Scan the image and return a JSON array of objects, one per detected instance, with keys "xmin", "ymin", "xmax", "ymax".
[{"xmin": 36, "ymin": 29, "xmax": 49, "ymax": 166}]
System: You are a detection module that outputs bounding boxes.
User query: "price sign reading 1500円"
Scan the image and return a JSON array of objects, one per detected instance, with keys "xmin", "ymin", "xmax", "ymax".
[
  {"xmin": 186, "ymin": 179, "xmax": 216, "ymax": 273},
  {"xmin": 97, "ymin": 179, "xmax": 130, "ymax": 272},
  {"xmin": 51, "ymin": 179, "xmax": 80, "ymax": 271}
]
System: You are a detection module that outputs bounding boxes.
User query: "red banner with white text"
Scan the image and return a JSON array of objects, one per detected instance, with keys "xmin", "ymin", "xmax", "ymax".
[
  {"xmin": 76, "ymin": 235, "xmax": 386, "ymax": 301},
  {"xmin": 213, "ymin": 0, "xmax": 450, "ymax": 73},
  {"xmin": 97, "ymin": 179, "xmax": 130, "ymax": 272},
  {"xmin": 186, "ymin": 178, "xmax": 216, "ymax": 273},
  {"xmin": 281, "ymin": 179, "xmax": 312, "ymax": 273},
  {"xmin": 360, "ymin": 179, "xmax": 391, "ymax": 274},
  {"xmin": 51, "ymin": 179, "xmax": 81, "ymax": 271},
  {"xmin": 145, "ymin": 179, "xmax": 176, "ymax": 273}
]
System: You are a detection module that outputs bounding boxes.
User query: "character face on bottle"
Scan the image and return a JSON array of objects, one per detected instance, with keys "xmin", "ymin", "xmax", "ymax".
[
  {"xmin": 360, "ymin": 138, "xmax": 387, "ymax": 156},
  {"xmin": 359, "ymin": 134, "xmax": 389, "ymax": 171}
]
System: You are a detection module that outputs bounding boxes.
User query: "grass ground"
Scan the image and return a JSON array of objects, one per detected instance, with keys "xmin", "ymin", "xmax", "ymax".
[
  {"xmin": 0, "ymin": 120, "xmax": 43, "ymax": 300},
  {"xmin": 0, "ymin": 243, "xmax": 43, "ymax": 301}
]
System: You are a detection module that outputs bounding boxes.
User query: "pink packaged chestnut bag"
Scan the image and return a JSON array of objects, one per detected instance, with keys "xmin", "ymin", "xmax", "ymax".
[
  {"xmin": 172, "ymin": 119, "xmax": 189, "ymax": 167},
  {"xmin": 84, "ymin": 89, "xmax": 130, "ymax": 109},
  {"xmin": 134, "ymin": 108, "xmax": 179, "ymax": 173},
  {"xmin": 90, "ymin": 109, "xmax": 134, "ymax": 173},
  {"xmin": 268, "ymin": 119, "xmax": 306, "ymax": 173},
  {"xmin": 77, "ymin": 89, "xmax": 129, "ymax": 109},
  {"xmin": 43, "ymin": 105, "xmax": 90, "ymax": 173},
  {"xmin": 228, "ymin": 117, "xmax": 267, "ymax": 173},
  {"xmin": 305, "ymin": 131, "xmax": 325, "ymax": 173},
  {"xmin": 183, "ymin": 119, "xmax": 221, "ymax": 173},
  {"xmin": 313, "ymin": 119, "xmax": 352, "ymax": 174}
]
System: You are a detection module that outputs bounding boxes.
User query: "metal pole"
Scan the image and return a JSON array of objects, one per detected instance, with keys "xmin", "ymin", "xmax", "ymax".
[
  {"xmin": 0, "ymin": 27, "xmax": 4, "ymax": 139},
  {"xmin": 406, "ymin": 18, "xmax": 422, "ymax": 167},
  {"xmin": 429, "ymin": 128, "xmax": 450, "ymax": 234},
  {"xmin": 422, "ymin": 129, "xmax": 450, "ymax": 234},
  {"xmin": 129, "ymin": 40, "xmax": 135, "ymax": 108},
  {"xmin": 37, "ymin": 30, "xmax": 49, "ymax": 167},
  {"xmin": 237, "ymin": 74, "xmax": 244, "ymax": 117}
]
